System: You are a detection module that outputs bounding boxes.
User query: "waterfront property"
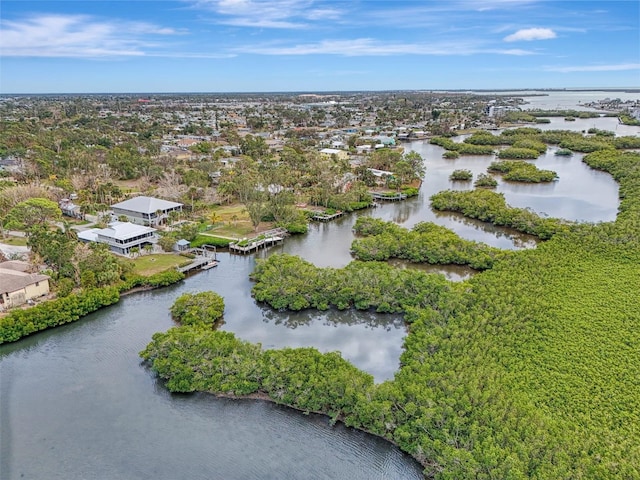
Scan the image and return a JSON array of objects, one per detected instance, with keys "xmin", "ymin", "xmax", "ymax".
[
  {"xmin": 229, "ymin": 227, "xmax": 288, "ymax": 254},
  {"xmin": 78, "ymin": 221, "xmax": 157, "ymax": 255},
  {"xmin": 0, "ymin": 260, "xmax": 50, "ymax": 310},
  {"xmin": 111, "ymin": 196, "xmax": 183, "ymax": 226}
]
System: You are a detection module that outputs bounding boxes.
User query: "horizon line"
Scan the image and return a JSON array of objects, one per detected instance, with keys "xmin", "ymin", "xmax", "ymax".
[{"xmin": 2, "ymin": 87, "xmax": 640, "ymax": 97}]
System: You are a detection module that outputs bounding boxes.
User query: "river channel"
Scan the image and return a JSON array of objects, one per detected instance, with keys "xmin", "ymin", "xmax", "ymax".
[{"xmin": 1, "ymin": 109, "xmax": 636, "ymax": 479}]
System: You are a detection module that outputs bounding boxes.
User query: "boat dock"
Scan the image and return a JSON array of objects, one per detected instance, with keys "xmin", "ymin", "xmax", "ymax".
[
  {"xmin": 370, "ymin": 192, "xmax": 408, "ymax": 201},
  {"xmin": 177, "ymin": 246, "xmax": 218, "ymax": 273},
  {"xmin": 229, "ymin": 227, "xmax": 289, "ymax": 254},
  {"xmin": 311, "ymin": 211, "xmax": 344, "ymax": 222}
]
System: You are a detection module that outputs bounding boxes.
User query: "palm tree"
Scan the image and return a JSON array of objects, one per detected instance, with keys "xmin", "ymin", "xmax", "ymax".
[{"xmin": 209, "ymin": 211, "xmax": 221, "ymax": 226}]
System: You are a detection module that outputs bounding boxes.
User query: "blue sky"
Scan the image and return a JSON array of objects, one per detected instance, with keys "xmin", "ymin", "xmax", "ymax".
[{"xmin": 1, "ymin": 1, "xmax": 639, "ymax": 93}]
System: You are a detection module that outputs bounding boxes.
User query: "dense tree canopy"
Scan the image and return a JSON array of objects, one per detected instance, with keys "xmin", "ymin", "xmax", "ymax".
[{"xmin": 170, "ymin": 291, "xmax": 225, "ymax": 327}]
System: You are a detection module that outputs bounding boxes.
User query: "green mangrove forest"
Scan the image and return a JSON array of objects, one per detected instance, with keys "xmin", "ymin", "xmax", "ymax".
[
  {"xmin": 141, "ymin": 143, "xmax": 640, "ymax": 478},
  {"xmin": 351, "ymin": 217, "xmax": 501, "ymax": 270},
  {"xmin": 487, "ymin": 160, "xmax": 558, "ymax": 183}
]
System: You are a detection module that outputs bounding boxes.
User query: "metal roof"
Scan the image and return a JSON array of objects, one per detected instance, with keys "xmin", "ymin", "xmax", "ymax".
[
  {"xmin": 111, "ymin": 196, "xmax": 183, "ymax": 214},
  {"xmin": 95, "ymin": 222, "xmax": 156, "ymax": 241}
]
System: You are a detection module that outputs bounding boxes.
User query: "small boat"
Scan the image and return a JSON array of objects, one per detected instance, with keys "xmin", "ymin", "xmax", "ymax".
[{"xmin": 201, "ymin": 261, "xmax": 218, "ymax": 270}]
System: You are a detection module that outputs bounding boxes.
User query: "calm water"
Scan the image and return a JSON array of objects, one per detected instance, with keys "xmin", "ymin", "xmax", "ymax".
[
  {"xmin": 1, "ymin": 109, "xmax": 636, "ymax": 480},
  {"xmin": 0, "ymin": 269, "xmax": 424, "ymax": 480},
  {"xmin": 475, "ymin": 89, "xmax": 640, "ymax": 112}
]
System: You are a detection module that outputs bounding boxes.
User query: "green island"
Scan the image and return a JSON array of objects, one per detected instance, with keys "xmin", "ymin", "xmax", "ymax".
[
  {"xmin": 350, "ymin": 217, "xmax": 501, "ymax": 270},
  {"xmin": 430, "ymin": 189, "xmax": 570, "ymax": 239},
  {"xmin": 448, "ymin": 168, "xmax": 473, "ymax": 181},
  {"xmin": 488, "ymin": 160, "xmax": 558, "ymax": 183},
  {"xmin": 140, "ymin": 148, "xmax": 640, "ymax": 477}
]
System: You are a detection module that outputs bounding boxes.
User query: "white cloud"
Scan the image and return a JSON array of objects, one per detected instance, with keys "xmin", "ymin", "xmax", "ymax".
[
  {"xmin": 504, "ymin": 27, "xmax": 557, "ymax": 42},
  {"xmin": 234, "ymin": 38, "xmax": 536, "ymax": 56},
  {"xmin": 0, "ymin": 14, "xmax": 180, "ymax": 58},
  {"xmin": 193, "ymin": 0, "xmax": 344, "ymax": 28},
  {"xmin": 545, "ymin": 63, "xmax": 640, "ymax": 73}
]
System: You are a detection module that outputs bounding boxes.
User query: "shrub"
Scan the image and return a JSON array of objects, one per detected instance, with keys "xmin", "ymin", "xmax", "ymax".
[
  {"xmin": 555, "ymin": 149, "xmax": 573, "ymax": 156},
  {"xmin": 497, "ymin": 147, "xmax": 540, "ymax": 159},
  {"xmin": 190, "ymin": 234, "xmax": 230, "ymax": 248},
  {"xmin": 449, "ymin": 169, "xmax": 473, "ymax": 181},
  {"xmin": 488, "ymin": 161, "xmax": 557, "ymax": 183},
  {"xmin": 170, "ymin": 291, "xmax": 225, "ymax": 327},
  {"xmin": 474, "ymin": 173, "xmax": 498, "ymax": 188}
]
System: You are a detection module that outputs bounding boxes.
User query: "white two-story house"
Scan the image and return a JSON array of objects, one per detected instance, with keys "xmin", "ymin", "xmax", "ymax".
[
  {"xmin": 111, "ymin": 196, "xmax": 183, "ymax": 226},
  {"xmin": 78, "ymin": 222, "xmax": 157, "ymax": 256}
]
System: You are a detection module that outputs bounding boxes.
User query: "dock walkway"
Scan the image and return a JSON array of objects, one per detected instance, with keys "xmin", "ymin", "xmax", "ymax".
[
  {"xmin": 177, "ymin": 246, "xmax": 218, "ymax": 273},
  {"xmin": 311, "ymin": 211, "xmax": 344, "ymax": 222},
  {"xmin": 229, "ymin": 228, "xmax": 289, "ymax": 255},
  {"xmin": 370, "ymin": 192, "xmax": 408, "ymax": 202}
]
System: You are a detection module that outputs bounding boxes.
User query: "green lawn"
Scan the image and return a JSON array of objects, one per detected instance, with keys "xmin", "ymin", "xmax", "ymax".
[
  {"xmin": 0, "ymin": 236, "xmax": 28, "ymax": 246},
  {"xmin": 128, "ymin": 254, "xmax": 188, "ymax": 276},
  {"xmin": 206, "ymin": 222, "xmax": 257, "ymax": 238}
]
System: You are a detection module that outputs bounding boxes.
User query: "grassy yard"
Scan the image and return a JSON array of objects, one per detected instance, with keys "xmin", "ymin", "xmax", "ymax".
[
  {"xmin": 127, "ymin": 254, "xmax": 188, "ymax": 276},
  {"xmin": 206, "ymin": 222, "xmax": 257, "ymax": 239},
  {"xmin": 206, "ymin": 204, "xmax": 272, "ymax": 238},
  {"xmin": 0, "ymin": 236, "xmax": 28, "ymax": 246}
]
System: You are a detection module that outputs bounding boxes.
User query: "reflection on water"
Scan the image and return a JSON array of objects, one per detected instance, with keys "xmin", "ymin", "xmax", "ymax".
[
  {"xmin": 260, "ymin": 306, "xmax": 405, "ymax": 331},
  {"xmin": 387, "ymin": 259, "xmax": 476, "ymax": 282}
]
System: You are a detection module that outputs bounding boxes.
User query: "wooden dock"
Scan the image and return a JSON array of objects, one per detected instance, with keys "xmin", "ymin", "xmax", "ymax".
[
  {"xmin": 311, "ymin": 211, "xmax": 344, "ymax": 222},
  {"xmin": 370, "ymin": 192, "xmax": 408, "ymax": 202},
  {"xmin": 177, "ymin": 246, "xmax": 218, "ymax": 273},
  {"xmin": 229, "ymin": 227, "xmax": 289, "ymax": 255}
]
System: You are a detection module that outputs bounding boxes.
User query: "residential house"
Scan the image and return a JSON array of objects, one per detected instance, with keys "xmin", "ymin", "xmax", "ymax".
[
  {"xmin": 0, "ymin": 261, "xmax": 50, "ymax": 310},
  {"xmin": 111, "ymin": 196, "xmax": 183, "ymax": 226},
  {"xmin": 78, "ymin": 221, "xmax": 157, "ymax": 255},
  {"xmin": 59, "ymin": 198, "xmax": 84, "ymax": 219},
  {"xmin": 319, "ymin": 148, "xmax": 349, "ymax": 161}
]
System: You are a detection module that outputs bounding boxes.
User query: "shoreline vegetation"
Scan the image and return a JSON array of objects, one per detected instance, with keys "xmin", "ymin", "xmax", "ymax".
[
  {"xmin": 0, "ymin": 268, "xmax": 185, "ymax": 344},
  {"xmin": 3, "ymin": 114, "xmax": 640, "ymax": 478},
  {"xmin": 140, "ymin": 147, "xmax": 640, "ymax": 478}
]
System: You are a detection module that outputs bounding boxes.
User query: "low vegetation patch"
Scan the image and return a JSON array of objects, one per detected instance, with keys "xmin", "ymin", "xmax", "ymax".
[
  {"xmin": 473, "ymin": 173, "xmax": 498, "ymax": 188},
  {"xmin": 497, "ymin": 146, "xmax": 541, "ymax": 159},
  {"xmin": 351, "ymin": 217, "xmax": 500, "ymax": 270},
  {"xmin": 449, "ymin": 169, "xmax": 473, "ymax": 181},
  {"xmin": 430, "ymin": 189, "xmax": 570, "ymax": 239},
  {"xmin": 170, "ymin": 291, "xmax": 225, "ymax": 328},
  {"xmin": 488, "ymin": 160, "xmax": 558, "ymax": 182}
]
